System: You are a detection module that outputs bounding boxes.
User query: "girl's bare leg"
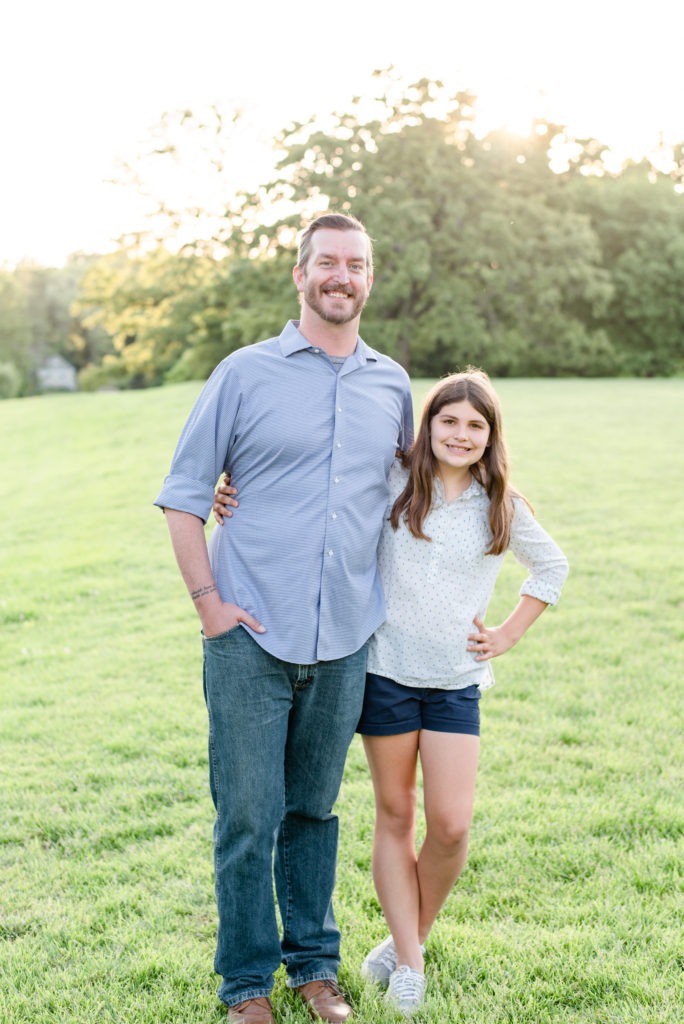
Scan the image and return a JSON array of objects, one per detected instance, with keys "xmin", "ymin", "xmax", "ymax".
[
  {"xmin": 362, "ymin": 732, "xmax": 424, "ymax": 970},
  {"xmin": 416, "ymin": 730, "xmax": 479, "ymax": 940},
  {"xmin": 363, "ymin": 729, "xmax": 479, "ymax": 968}
]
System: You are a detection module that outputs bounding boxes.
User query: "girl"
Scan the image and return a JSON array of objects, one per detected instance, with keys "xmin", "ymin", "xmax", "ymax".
[{"xmin": 213, "ymin": 368, "xmax": 568, "ymax": 1016}]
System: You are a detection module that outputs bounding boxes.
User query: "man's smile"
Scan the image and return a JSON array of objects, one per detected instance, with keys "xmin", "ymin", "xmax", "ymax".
[{"xmin": 323, "ymin": 286, "xmax": 353, "ymax": 298}]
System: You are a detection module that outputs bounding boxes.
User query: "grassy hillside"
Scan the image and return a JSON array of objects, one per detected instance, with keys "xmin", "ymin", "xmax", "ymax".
[{"xmin": 1, "ymin": 379, "xmax": 682, "ymax": 1023}]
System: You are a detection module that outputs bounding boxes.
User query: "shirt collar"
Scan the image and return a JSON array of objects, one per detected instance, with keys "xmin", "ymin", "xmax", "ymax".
[
  {"xmin": 432, "ymin": 474, "xmax": 485, "ymax": 508},
  {"xmin": 278, "ymin": 320, "xmax": 378, "ymax": 364}
]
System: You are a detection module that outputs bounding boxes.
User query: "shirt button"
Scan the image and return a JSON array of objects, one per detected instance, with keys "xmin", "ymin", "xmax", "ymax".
[
  {"xmin": 334, "ymin": 476, "xmax": 340, "ymax": 483},
  {"xmin": 313, "ymin": 348, "xmax": 320, "ymax": 354},
  {"xmin": 327, "ymin": 549, "xmax": 334, "ymax": 557},
  {"xmin": 337, "ymin": 407, "xmax": 342, "ymax": 412},
  {"xmin": 331, "ymin": 512, "xmax": 337, "ymax": 519},
  {"xmin": 336, "ymin": 442, "xmax": 341, "ymax": 448}
]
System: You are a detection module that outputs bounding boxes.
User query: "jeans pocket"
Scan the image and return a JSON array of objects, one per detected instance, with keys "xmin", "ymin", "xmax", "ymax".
[{"xmin": 202, "ymin": 624, "xmax": 242, "ymax": 642}]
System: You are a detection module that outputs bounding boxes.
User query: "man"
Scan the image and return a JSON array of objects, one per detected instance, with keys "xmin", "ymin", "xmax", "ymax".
[{"xmin": 154, "ymin": 214, "xmax": 413, "ymax": 1024}]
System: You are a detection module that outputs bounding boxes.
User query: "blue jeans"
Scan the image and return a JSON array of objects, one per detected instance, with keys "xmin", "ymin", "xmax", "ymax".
[{"xmin": 202, "ymin": 626, "xmax": 368, "ymax": 1007}]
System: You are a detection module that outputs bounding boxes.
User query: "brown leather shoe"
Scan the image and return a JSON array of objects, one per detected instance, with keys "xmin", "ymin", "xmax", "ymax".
[
  {"xmin": 295, "ymin": 979, "xmax": 353, "ymax": 1022},
  {"xmin": 226, "ymin": 996, "xmax": 275, "ymax": 1024}
]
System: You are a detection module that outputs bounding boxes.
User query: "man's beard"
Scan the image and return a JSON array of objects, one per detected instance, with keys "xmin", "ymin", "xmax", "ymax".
[{"xmin": 303, "ymin": 282, "xmax": 368, "ymax": 324}]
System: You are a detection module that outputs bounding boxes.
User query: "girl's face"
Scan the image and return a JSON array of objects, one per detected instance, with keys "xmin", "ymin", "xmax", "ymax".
[{"xmin": 429, "ymin": 399, "xmax": 491, "ymax": 479}]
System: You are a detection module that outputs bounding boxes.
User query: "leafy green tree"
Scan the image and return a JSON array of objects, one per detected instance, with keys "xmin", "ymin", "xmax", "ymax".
[
  {"xmin": 258, "ymin": 79, "xmax": 615, "ymax": 375},
  {"xmin": 77, "ymin": 242, "xmax": 294, "ymax": 386},
  {"xmin": 74, "ymin": 72, "xmax": 684, "ymax": 383},
  {"xmin": 77, "ymin": 247, "xmax": 207, "ymax": 386},
  {"xmin": 564, "ymin": 164, "xmax": 684, "ymax": 373},
  {"xmin": 612, "ymin": 224, "xmax": 684, "ymax": 374},
  {"xmin": 163, "ymin": 250, "xmax": 294, "ymax": 382}
]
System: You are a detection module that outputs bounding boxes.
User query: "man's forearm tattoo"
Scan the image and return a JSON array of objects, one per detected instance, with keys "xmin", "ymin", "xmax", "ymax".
[{"xmin": 190, "ymin": 584, "xmax": 217, "ymax": 602}]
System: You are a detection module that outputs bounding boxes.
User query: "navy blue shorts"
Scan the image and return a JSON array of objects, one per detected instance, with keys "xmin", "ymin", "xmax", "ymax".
[{"xmin": 356, "ymin": 672, "xmax": 481, "ymax": 737}]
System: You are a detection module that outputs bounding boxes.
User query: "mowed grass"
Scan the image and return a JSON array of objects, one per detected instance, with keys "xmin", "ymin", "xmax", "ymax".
[{"xmin": 0, "ymin": 378, "xmax": 682, "ymax": 1024}]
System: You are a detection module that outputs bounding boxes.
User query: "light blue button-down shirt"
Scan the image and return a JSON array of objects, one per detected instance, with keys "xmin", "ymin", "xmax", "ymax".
[{"xmin": 154, "ymin": 320, "xmax": 414, "ymax": 663}]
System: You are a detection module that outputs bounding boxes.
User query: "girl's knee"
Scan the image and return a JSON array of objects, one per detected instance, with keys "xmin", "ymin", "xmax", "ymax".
[
  {"xmin": 376, "ymin": 792, "xmax": 417, "ymax": 835},
  {"xmin": 427, "ymin": 815, "xmax": 471, "ymax": 852}
]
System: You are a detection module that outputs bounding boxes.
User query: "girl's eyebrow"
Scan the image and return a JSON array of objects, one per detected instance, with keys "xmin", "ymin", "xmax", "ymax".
[{"xmin": 438, "ymin": 412, "xmax": 486, "ymax": 423}]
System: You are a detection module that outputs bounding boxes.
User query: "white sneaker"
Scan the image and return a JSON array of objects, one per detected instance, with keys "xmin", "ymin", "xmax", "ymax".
[
  {"xmin": 361, "ymin": 936, "xmax": 427, "ymax": 985},
  {"xmin": 361, "ymin": 935, "xmax": 397, "ymax": 982},
  {"xmin": 386, "ymin": 965, "xmax": 426, "ymax": 1015}
]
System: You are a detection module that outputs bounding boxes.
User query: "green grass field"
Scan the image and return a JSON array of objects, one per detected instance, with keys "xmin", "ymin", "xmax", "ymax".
[{"xmin": 1, "ymin": 379, "xmax": 682, "ymax": 1023}]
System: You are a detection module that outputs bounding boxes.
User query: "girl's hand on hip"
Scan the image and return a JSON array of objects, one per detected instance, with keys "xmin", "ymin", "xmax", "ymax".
[
  {"xmin": 467, "ymin": 617, "xmax": 517, "ymax": 661},
  {"xmin": 213, "ymin": 473, "xmax": 239, "ymax": 525}
]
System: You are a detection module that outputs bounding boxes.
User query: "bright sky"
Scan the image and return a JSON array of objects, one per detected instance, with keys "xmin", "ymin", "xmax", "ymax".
[{"xmin": 2, "ymin": 0, "xmax": 683, "ymax": 267}]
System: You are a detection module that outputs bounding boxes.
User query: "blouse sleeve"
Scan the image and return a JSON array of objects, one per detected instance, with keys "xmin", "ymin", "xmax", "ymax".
[{"xmin": 509, "ymin": 498, "xmax": 569, "ymax": 605}]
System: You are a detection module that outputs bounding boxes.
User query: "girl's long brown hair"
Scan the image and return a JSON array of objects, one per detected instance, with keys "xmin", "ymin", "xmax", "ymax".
[{"xmin": 390, "ymin": 368, "xmax": 530, "ymax": 555}]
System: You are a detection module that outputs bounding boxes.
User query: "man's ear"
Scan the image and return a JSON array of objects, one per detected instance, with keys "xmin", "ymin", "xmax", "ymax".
[{"xmin": 292, "ymin": 265, "xmax": 304, "ymax": 292}]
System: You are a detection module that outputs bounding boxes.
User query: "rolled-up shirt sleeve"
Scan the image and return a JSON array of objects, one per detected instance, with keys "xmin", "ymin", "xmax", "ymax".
[
  {"xmin": 154, "ymin": 359, "xmax": 242, "ymax": 522},
  {"xmin": 510, "ymin": 498, "xmax": 569, "ymax": 606}
]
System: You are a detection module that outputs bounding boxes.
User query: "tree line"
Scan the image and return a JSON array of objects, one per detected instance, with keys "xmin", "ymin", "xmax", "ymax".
[{"xmin": 2, "ymin": 75, "xmax": 683, "ymax": 397}]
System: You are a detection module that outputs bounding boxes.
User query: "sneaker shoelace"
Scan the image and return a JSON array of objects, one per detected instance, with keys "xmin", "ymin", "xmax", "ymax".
[{"xmin": 389, "ymin": 966, "xmax": 426, "ymax": 1001}]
